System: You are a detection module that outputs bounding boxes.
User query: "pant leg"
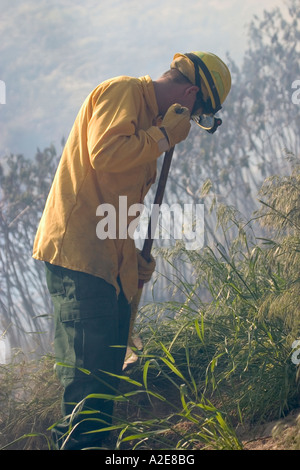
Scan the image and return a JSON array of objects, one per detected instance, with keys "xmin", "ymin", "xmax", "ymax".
[{"xmin": 45, "ymin": 263, "xmax": 131, "ymax": 449}]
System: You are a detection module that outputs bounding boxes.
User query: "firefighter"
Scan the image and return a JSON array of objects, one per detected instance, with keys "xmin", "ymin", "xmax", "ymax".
[{"xmin": 33, "ymin": 51, "xmax": 231, "ymax": 449}]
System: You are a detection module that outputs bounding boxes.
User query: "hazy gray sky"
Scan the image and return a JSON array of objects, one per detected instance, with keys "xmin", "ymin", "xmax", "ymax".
[{"xmin": 0, "ymin": 0, "xmax": 285, "ymax": 158}]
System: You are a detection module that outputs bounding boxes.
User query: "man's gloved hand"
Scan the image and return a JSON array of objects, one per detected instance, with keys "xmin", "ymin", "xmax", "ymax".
[
  {"xmin": 136, "ymin": 249, "xmax": 156, "ymax": 283},
  {"xmin": 161, "ymin": 103, "xmax": 191, "ymax": 148}
]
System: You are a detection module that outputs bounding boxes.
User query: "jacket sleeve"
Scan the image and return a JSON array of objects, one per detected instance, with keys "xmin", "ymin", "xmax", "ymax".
[{"xmin": 87, "ymin": 79, "xmax": 166, "ymax": 173}]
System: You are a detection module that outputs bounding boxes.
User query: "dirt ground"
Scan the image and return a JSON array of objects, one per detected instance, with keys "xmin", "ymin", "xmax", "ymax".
[{"xmin": 238, "ymin": 408, "xmax": 300, "ymax": 450}]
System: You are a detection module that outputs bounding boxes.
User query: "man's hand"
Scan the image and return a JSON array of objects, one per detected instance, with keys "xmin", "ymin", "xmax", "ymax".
[
  {"xmin": 161, "ymin": 104, "xmax": 191, "ymax": 147},
  {"xmin": 136, "ymin": 249, "xmax": 156, "ymax": 283}
]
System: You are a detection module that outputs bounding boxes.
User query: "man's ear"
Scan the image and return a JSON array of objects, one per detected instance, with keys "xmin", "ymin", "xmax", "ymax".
[{"xmin": 185, "ymin": 85, "xmax": 200, "ymax": 96}]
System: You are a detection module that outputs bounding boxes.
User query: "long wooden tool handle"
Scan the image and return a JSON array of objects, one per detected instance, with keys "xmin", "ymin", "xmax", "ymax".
[
  {"xmin": 129, "ymin": 146, "xmax": 175, "ymax": 352},
  {"xmin": 141, "ymin": 146, "xmax": 175, "ymax": 262}
]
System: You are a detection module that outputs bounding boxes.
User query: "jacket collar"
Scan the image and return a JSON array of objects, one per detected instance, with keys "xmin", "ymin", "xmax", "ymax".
[{"xmin": 139, "ymin": 75, "xmax": 159, "ymax": 119}]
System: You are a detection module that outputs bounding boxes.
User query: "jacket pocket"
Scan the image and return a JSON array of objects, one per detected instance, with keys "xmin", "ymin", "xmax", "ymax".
[{"xmin": 59, "ymin": 297, "xmax": 114, "ymax": 322}]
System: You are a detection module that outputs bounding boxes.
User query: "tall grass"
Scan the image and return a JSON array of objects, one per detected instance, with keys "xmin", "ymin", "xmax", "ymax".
[
  {"xmin": 112, "ymin": 155, "xmax": 299, "ymax": 448},
  {"xmin": 0, "ymin": 352, "xmax": 61, "ymax": 450},
  {"xmin": 1, "ymin": 156, "xmax": 299, "ymax": 450}
]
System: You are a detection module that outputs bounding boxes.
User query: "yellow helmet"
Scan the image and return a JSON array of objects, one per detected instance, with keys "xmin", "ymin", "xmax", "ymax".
[{"xmin": 171, "ymin": 51, "xmax": 231, "ymax": 114}]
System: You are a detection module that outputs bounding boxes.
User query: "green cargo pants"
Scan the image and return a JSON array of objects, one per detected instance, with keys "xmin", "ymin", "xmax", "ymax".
[{"xmin": 45, "ymin": 262, "xmax": 131, "ymax": 450}]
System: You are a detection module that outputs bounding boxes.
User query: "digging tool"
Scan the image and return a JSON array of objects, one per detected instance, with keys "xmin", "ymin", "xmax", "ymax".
[
  {"xmin": 140, "ymin": 145, "xmax": 175, "ymax": 263},
  {"xmin": 124, "ymin": 146, "xmax": 175, "ymax": 366}
]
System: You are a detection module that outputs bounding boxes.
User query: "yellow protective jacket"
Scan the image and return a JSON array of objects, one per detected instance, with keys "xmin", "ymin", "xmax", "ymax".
[{"xmin": 32, "ymin": 75, "xmax": 167, "ymax": 302}]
